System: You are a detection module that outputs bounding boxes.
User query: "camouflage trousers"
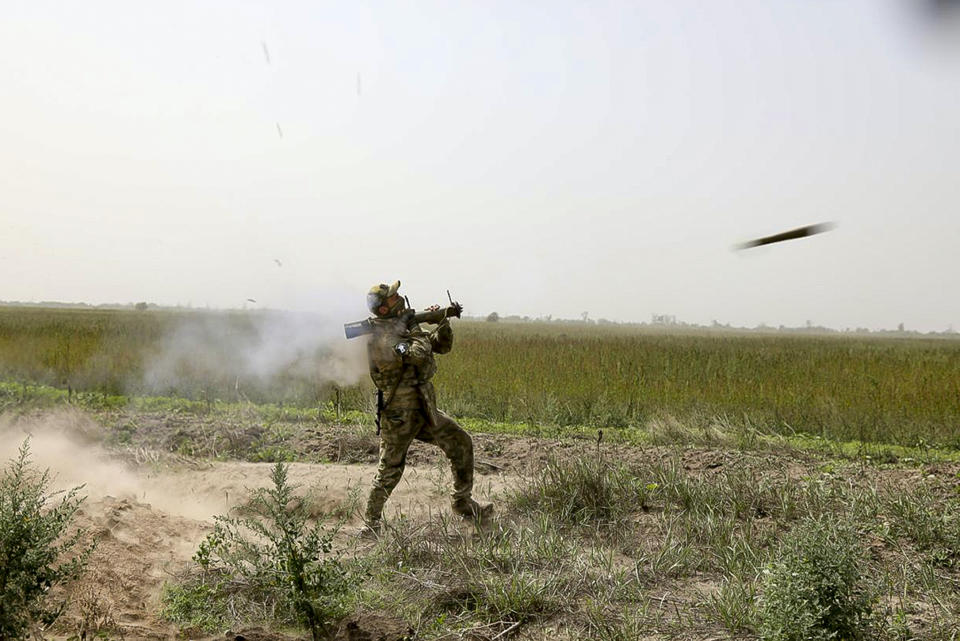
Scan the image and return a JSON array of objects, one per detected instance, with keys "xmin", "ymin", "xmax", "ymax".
[{"xmin": 364, "ymin": 408, "xmax": 474, "ymax": 524}]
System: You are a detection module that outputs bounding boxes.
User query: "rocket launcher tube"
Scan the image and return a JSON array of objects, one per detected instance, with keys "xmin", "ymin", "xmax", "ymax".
[{"xmin": 343, "ymin": 304, "xmax": 462, "ymax": 339}]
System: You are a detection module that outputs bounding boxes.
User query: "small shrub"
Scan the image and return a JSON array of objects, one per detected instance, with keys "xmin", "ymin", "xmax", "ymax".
[
  {"xmin": 162, "ymin": 461, "xmax": 349, "ymax": 640},
  {"xmin": 583, "ymin": 601, "xmax": 651, "ymax": 641},
  {"xmin": 72, "ymin": 582, "xmax": 120, "ymax": 639},
  {"xmin": 435, "ymin": 573, "xmax": 559, "ymax": 625},
  {"xmin": 757, "ymin": 518, "xmax": 874, "ymax": 641},
  {"xmin": 0, "ymin": 439, "xmax": 95, "ymax": 639},
  {"xmin": 884, "ymin": 485, "xmax": 960, "ymax": 563},
  {"xmin": 474, "ymin": 572, "xmax": 558, "ymax": 623},
  {"xmin": 158, "ymin": 581, "xmax": 228, "ymax": 632},
  {"xmin": 376, "ymin": 513, "xmax": 575, "ymax": 630},
  {"xmin": 509, "ymin": 456, "xmax": 647, "ymax": 528},
  {"xmin": 707, "ymin": 576, "xmax": 757, "ymax": 633}
]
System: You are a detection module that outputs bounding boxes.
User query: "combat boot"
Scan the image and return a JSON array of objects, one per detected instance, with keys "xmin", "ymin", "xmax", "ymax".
[
  {"xmin": 452, "ymin": 497, "xmax": 494, "ymax": 521},
  {"xmin": 360, "ymin": 501, "xmax": 384, "ymax": 539},
  {"xmin": 358, "ymin": 519, "xmax": 382, "ymax": 540},
  {"xmin": 362, "ymin": 488, "xmax": 389, "ymax": 539}
]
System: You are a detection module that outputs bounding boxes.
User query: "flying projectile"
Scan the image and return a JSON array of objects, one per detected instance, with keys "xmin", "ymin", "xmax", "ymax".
[{"xmin": 735, "ymin": 222, "xmax": 837, "ymax": 251}]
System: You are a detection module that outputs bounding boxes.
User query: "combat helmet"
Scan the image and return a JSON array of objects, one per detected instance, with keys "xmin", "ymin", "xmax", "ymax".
[{"xmin": 367, "ymin": 280, "xmax": 405, "ymax": 318}]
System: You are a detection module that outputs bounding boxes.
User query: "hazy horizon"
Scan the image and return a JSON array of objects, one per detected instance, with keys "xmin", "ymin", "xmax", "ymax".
[
  {"xmin": 2, "ymin": 298, "xmax": 955, "ymax": 336},
  {"xmin": 3, "ymin": 1, "xmax": 959, "ymax": 332}
]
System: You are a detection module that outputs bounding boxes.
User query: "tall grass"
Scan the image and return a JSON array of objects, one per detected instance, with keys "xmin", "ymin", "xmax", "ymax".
[
  {"xmin": 0, "ymin": 307, "xmax": 368, "ymax": 409},
  {"xmin": 1, "ymin": 307, "xmax": 958, "ymax": 447},
  {"xmin": 439, "ymin": 322, "xmax": 960, "ymax": 447}
]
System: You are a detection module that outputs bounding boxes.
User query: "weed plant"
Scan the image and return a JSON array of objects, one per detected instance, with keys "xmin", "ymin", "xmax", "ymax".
[
  {"xmin": 882, "ymin": 484, "xmax": 960, "ymax": 565},
  {"xmin": 161, "ymin": 462, "xmax": 350, "ymax": 639},
  {"xmin": 0, "ymin": 439, "xmax": 95, "ymax": 639},
  {"xmin": 757, "ymin": 518, "xmax": 875, "ymax": 640},
  {"xmin": 508, "ymin": 455, "xmax": 650, "ymax": 530},
  {"xmin": 368, "ymin": 514, "xmax": 581, "ymax": 634}
]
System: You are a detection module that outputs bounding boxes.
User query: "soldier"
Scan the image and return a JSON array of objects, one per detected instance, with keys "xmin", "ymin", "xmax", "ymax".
[{"xmin": 361, "ymin": 280, "xmax": 492, "ymax": 536}]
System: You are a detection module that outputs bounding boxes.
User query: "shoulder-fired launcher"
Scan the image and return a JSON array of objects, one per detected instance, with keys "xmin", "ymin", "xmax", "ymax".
[{"xmin": 344, "ymin": 304, "xmax": 463, "ymax": 339}]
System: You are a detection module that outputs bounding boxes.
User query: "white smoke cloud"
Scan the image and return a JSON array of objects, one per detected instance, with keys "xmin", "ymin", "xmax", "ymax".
[{"xmin": 139, "ymin": 309, "xmax": 369, "ymax": 399}]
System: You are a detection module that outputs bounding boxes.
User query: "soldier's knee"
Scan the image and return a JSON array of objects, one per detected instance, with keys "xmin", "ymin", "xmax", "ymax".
[
  {"xmin": 375, "ymin": 453, "xmax": 408, "ymax": 486},
  {"xmin": 456, "ymin": 429, "xmax": 473, "ymax": 452},
  {"xmin": 376, "ymin": 467, "xmax": 405, "ymax": 491},
  {"xmin": 379, "ymin": 440, "xmax": 412, "ymax": 466},
  {"xmin": 438, "ymin": 411, "xmax": 461, "ymax": 429}
]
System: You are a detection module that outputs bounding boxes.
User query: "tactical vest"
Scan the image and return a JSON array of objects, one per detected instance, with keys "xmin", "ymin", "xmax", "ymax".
[{"xmin": 367, "ymin": 319, "xmax": 437, "ymax": 411}]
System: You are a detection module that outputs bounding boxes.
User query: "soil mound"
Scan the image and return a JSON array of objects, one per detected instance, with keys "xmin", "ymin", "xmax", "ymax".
[{"xmin": 336, "ymin": 614, "xmax": 414, "ymax": 641}]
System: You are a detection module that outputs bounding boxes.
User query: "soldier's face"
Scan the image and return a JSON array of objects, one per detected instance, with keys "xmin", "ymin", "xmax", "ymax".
[{"xmin": 379, "ymin": 293, "xmax": 405, "ymax": 317}]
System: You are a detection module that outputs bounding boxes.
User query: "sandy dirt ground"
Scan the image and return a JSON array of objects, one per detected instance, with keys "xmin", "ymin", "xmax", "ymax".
[
  {"xmin": 5, "ymin": 409, "xmax": 956, "ymax": 640},
  {"xmin": 0, "ymin": 410, "xmax": 510, "ymax": 640}
]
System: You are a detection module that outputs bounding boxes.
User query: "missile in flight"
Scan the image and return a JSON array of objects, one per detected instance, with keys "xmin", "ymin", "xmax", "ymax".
[{"xmin": 735, "ymin": 222, "xmax": 837, "ymax": 251}]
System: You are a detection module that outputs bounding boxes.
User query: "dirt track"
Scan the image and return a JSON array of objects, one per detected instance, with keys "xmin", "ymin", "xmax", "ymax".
[
  {"xmin": 65, "ymin": 462, "xmax": 507, "ymax": 640},
  {"xmin": 0, "ymin": 409, "xmax": 510, "ymax": 640}
]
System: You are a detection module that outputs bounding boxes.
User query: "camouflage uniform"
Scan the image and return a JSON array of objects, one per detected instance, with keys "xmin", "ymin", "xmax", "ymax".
[{"xmin": 363, "ymin": 307, "xmax": 483, "ymax": 527}]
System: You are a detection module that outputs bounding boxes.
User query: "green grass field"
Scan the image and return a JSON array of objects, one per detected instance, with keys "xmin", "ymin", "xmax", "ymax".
[
  {"xmin": 4, "ymin": 306, "xmax": 960, "ymax": 639},
  {"xmin": 1, "ymin": 306, "xmax": 958, "ymax": 448},
  {"xmin": 443, "ymin": 323, "xmax": 960, "ymax": 448}
]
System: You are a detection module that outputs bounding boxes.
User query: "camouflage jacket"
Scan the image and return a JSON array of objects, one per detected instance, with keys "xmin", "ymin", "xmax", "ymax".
[{"xmin": 367, "ymin": 316, "xmax": 453, "ymax": 414}]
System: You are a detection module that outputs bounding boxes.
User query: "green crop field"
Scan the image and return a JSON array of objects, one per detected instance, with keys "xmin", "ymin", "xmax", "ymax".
[
  {"xmin": 1, "ymin": 306, "xmax": 958, "ymax": 448},
  {"xmin": 442, "ymin": 323, "xmax": 960, "ymax": 448}
]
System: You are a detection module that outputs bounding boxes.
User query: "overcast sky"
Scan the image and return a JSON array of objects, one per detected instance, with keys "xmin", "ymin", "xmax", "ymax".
[{"xmin": 2, "ymin": 1, "xmax": 958, "ymax": 331}]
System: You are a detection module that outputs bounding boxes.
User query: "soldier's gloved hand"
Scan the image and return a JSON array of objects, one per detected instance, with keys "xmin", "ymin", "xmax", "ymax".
[
  {"xmin": 449, "ymin": 302, "xmax": 463, "ymax": 318},
  {"xmin": 399, "ymin": 309, "xmax": 416, "ymax": 325},
  {"xmin": 394, "ymin": 342, "xmax": 410, "ymax": 356}
]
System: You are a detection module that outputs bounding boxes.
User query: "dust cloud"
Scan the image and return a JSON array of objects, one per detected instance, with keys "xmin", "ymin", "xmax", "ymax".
[
  {"xmin": 0, "ymin": 410, "xmax": 505, "ymax": 525},
  {"xmin": 0, "ymin": 410, "xmax": 224, "ymax": 521}
]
